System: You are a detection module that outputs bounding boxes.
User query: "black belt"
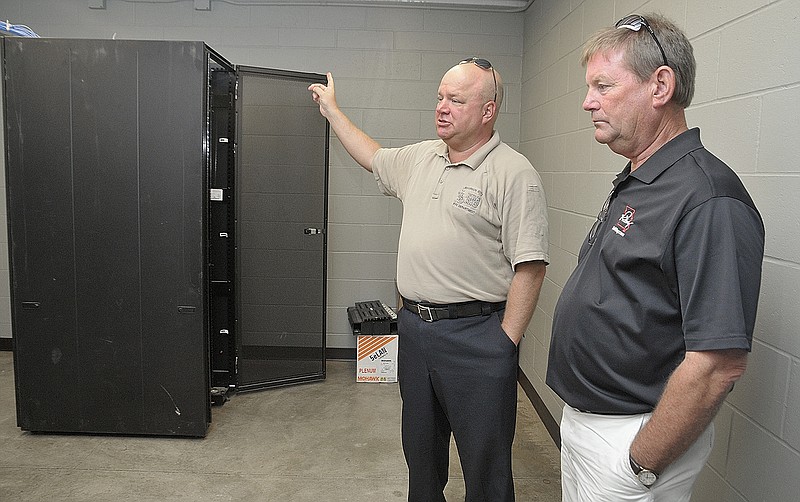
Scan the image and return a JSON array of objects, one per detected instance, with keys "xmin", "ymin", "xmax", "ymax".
[
  {"xmin": 402, "ymin": 298, "xmax": 506, "ymax": 323},
  {"xmin": 573, "ymin": 407, "xmax": 636, "ymax": 416}
]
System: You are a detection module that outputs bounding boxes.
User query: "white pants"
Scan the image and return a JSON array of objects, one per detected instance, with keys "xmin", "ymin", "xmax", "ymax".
[{"xmin": 559, "ymin": 406, "xmax": 713, "ymax": 502}]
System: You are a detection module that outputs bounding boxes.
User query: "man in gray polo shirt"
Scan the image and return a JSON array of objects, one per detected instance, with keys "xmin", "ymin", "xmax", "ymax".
[
  {"xmin": 310, "ymin": 59, "xmax": 548, "ymax": 501},
  {"xmin": 547, "ymin": 13, "xmax": 764, "ymax": 501}
]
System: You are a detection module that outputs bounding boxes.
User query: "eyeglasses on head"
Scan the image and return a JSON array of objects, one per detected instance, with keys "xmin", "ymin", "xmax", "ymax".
[
  {"xmin": 615, "ymin": 14, "xmax": 670, "ymax": 69},
  {"xmin": 458, "ymin": 57, "xmax": 498, "ymax": 102}
]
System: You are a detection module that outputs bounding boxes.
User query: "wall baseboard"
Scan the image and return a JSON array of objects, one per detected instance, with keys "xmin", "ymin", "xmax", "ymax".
[
  {"xmin": 518, "ymin": 369, "xmax": 561, "ymax": 448},
  {"xmin": 326, "ymin": 347, "xmax": 356, "ymax": 360}
]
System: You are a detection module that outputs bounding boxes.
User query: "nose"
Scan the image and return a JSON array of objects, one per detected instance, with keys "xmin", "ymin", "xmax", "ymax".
[{"xmin": 582, "ymin": 89, "xmax": 597, "ymax": 112}]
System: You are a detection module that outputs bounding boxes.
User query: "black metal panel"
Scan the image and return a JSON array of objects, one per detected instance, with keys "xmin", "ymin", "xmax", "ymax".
[
  {"xmin": 135, "ymin": 41, "xmax": 211, "ymax": 435},
  {"xmin": 3, "ymin": 38, "xmax": 81, "ymax": 432},
  {"xmin": 3, "ymin": 38, "xmax": 214, "ymax": 436},
  {"xmin": 69, "ymin": 39, "xmax": 143, "ymax": 434}
]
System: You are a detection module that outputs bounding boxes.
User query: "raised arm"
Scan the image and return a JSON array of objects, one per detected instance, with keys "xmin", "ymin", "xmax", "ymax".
[{"xmin": 308, "ymin": 72, "xmax": 381, "ymax": 172}]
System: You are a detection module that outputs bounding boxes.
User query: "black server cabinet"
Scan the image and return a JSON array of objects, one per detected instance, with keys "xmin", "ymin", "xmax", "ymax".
[
  {"xmin": 2, "ymin": 38, "xmax": 219, "ymax": 437},
  {"xmin": 2, "ymin": 38, "xmax": 329, "ymax": 437}
]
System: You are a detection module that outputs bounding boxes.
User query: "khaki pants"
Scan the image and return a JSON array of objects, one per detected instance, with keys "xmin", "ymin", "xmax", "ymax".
[{"xmin": 559, "ymin": 406, "xmax": 713, "ymax": 502}]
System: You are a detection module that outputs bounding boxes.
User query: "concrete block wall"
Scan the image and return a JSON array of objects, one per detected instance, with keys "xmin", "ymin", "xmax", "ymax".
[
  {"xmin": 521, "ymin": 0, "xmax": 800, "ymax": 500},
  {"xmin": 0, "ymin": 0, "xmax": 524, "ymax": 350},
  {"xmin": 2, "ymin": 1, "xmax": 799, "ymax": 499}
]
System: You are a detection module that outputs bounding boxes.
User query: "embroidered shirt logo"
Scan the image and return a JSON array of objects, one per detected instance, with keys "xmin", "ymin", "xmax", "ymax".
[
  {"xmin": 613, "ymin": 205, "xmax": 635, "ymax": 236},
  {"xmin": 453, "ymin": 186, "xmax": 483, "ymax": 214}
]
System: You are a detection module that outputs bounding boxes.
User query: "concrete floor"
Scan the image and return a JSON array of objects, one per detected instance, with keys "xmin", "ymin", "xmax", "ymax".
[{"xmin": 0, "ymin": 351, "xmax": 561, "ymax": 501}]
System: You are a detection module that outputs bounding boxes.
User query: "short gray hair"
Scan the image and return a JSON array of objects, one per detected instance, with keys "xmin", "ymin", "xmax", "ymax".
[{"xmin": 581, "ymin": 13, "xmax": 696, "ymax": 108}]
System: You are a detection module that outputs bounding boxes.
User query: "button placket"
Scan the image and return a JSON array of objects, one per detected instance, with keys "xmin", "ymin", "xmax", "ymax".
[{"xmin": 432, "ymin": 166, "xmax": 452, "ymax": 200}]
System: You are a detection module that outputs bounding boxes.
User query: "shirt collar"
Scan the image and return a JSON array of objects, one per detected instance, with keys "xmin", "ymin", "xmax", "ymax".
[
  {"xmin": 435, "ymin": 131, "xmax": 502, "ymax": 170},
  {"xmin": 622, "ymin": 128, "xmax": 703, "ymax": 185}
]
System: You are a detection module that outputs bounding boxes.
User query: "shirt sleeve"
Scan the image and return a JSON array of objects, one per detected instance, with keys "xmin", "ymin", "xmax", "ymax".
[
  {"xmin": 372, "ymin": 143, "xmax": 431, "ymax": 200},
  {"xmin": 498, "ymin": 161, "xmax": 550, "ymax": 267},
  {"xmin": 675, "ymin": 197, "xmax": 764, "ymax": 352}
]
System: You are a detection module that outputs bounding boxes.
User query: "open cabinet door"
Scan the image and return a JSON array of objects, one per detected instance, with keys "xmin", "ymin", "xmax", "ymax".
[{"xmin": 235, "ymin": 67, "xmax": 330, "ymax": 391}]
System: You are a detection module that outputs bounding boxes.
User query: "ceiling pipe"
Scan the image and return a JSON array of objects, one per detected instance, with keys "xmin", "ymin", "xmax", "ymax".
[
  {"xmin": 103, "ymin": 0, "xmax": 536, "ymax": 13},
  {"xmin": 206, "ymin": 0, "xmax": 536, "ymax": 13}
]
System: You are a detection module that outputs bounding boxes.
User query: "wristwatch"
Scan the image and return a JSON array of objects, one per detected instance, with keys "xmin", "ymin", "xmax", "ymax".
[{"xmin": 629, "ymin": 454, "xmax": 659, "ymax": 487}]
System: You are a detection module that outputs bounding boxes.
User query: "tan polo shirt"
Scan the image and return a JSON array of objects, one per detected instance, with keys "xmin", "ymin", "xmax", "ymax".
[{"xmin": 372, "ymin": 131, "xmax": 549, "ymax": 304}]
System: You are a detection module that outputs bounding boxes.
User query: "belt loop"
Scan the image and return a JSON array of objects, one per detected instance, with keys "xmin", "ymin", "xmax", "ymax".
[{"xmin": 481, "ymin": 303, "xmax": 492, "ymax": 316}]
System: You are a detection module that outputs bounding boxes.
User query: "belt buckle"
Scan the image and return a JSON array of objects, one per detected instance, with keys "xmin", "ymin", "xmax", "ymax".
[{"xmin": 417, "ymin": 304, "xmax": 435, "ymax": 322}]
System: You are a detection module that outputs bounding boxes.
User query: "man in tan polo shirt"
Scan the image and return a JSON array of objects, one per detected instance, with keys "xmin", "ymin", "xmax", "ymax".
[{"xmin": 309, "ymin": 58, "xmax": 548, "ymax": 502}]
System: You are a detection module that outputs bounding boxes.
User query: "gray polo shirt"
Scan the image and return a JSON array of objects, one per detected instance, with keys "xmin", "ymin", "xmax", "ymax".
[
  {"xmin": 547, "ymin": 128, "xmax": 765, "ymax": 414},
  {"xmin": 372, "ymin": 132, "xmax": 549, "ymax": 304}
]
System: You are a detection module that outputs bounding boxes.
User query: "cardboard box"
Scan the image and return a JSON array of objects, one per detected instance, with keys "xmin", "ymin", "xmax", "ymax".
[{"xmin": 356, "ymin": 334, "xmax": 398, "ymax": 383}]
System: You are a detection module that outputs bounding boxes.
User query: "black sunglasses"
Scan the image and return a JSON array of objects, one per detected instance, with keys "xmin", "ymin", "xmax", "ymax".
[
  {"xmin": 587, "ymin": 188, "xmax": 615, "ymax": 247},
  {"xmin": 615, "ymin": 14, "xmax": 670, "ymax": 69},
  {"xmin": 458, "ymin": 57, "xmax": 497, "ymax": 102}
]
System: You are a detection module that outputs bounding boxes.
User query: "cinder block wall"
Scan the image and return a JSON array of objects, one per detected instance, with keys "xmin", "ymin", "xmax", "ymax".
[
  {"xmin": 0, "ymin": 0, "xmax": 524, "ymax": 350},
  {"xmin": 521, "ymin": 1, "xmax": 800, "ymax": 500},
  {"xmin": 1, "ymin": 1, "xmax": 798, "ymax": 500}
]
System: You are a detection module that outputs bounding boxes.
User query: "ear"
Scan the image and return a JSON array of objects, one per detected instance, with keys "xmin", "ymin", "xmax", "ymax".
[
  {"xmin": 652, "ymin": 66, "xmax": 676, "ymax": 108},
  {"xmin": 482, "ymin": 100, "xmax": 497, "ymax": 123}
]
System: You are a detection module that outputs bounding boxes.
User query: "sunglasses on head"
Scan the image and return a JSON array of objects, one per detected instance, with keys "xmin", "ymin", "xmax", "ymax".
[
  {"xmin": 615, "ymin": 14, "xmax": 670, "ymax": 69},
  {"xmin": 458, "ymin": 57, "xmax": 497, "ymax": 102}
]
